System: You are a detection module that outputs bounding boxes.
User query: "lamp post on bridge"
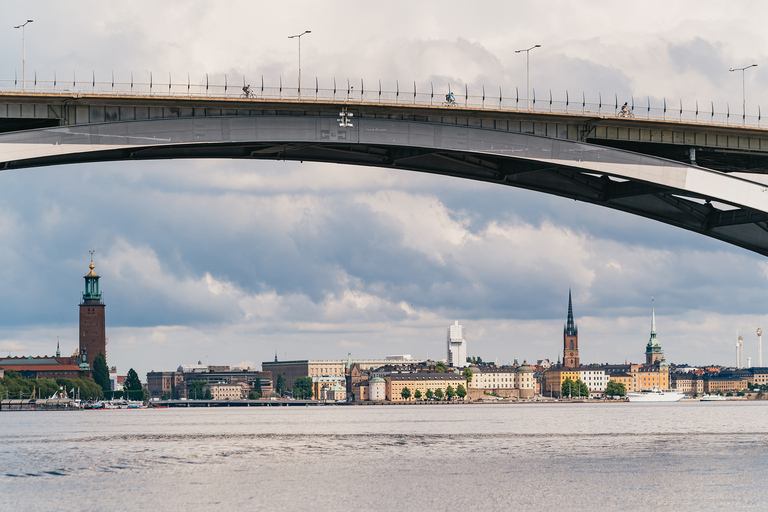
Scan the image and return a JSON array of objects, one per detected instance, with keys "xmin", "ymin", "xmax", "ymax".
[
  {"xmin": 13, "ymin": 19, "xmax": 33, "ymax": 93},
  {"xmin": 288, "ymin": 30, "xmax": 311, "ymax": 99},
  {"xmin": 515, "ymin": 44, "xmax": 540, "ymax": 110},
  {"xmin": 729, "ymin": 63, "xmax": 757, "ymax": 125}
]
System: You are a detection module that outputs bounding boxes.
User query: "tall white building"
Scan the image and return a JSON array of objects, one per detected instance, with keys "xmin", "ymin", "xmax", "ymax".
[{"xmin": 447, "ymin": 321, "xmax": 467, "ymax": 368}]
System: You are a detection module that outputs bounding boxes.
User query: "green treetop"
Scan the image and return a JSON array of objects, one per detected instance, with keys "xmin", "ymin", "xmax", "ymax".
[
  {"xmin": 92, "ymin": 352, "xmax": 110, "ymax": 392},
  {"xmin": 124, "ymin": 368, "xmax": 142, "ymax": 391},
  {"xmin": 292, "ymin": 377, "xmax": 313, "ymax": 399}
]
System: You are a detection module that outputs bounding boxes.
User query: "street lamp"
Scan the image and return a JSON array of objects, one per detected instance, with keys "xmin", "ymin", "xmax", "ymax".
[
  {"xmin": 515, "ymin": 44, "xmax": 541, "ymax": 110},
  {"xmin": 13, "ymin": 19, "xmax": 33, "ymax": 92},
  {"xmin": 729, "ymin": 63, "xmax": 757, "ymax": 125},
  {"xmin": 288, "ymin": 30, "xmax": 311, "ymax": 97}
]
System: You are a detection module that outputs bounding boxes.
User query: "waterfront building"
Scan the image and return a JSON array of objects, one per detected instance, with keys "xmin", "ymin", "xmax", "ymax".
[
  {"xmin": 262, "ymin": 357, "xmax": 426, "ymax": 393},
  {"xmin": 703, "ymin": 374, "xmax": 748, "ymax": 394},
  {"xmin": 670, "ymin": 373, "xmax": 704, "ymax": 395},
  {"xmin": 447, "ymin": 321, "xmax": 468, "ymax": 368},
  {"xmin": 518, "ymin": 363, "xmax": 535, "ymax": 399},
  {"xmin": 608, "ymin": 372, "xmax": 634, "ymax": 393},
  {"xmin": 464, "ymin": 363, "xmax": 534, "ymax": 399},
  {"xmin": 604, "ymin": 363, "xmax": 669, "ymax": 392},
  {"xmin": 203, "ymin": 383, "xmax": 247, "ymax": 400},
  {"xmin": 0, "ymin": 355, "xmax": 84, "ymax": 380},
  {"xmin": 748, "ymin": 367, "xmax": 768, "ymax": 387},
  {"xmin": 312, "ymin": 375, "xmax": 346, "ymax": 400},
  {"xmin": 563, "ymin": 289, "xmax": 579, "ymax": 368},
  {"xmin": 387, "ymin": 372, "xmax": 465, "ymax": 402},
  {"xmin": 369, "ymin": 377, "xmax": 386, "ymax": 401},
  {"xmin": 321, "ymin": 382, "xmax": 347, "ymax": 401},
  {"xmin": 177, "ymin": 365, "xmax": 272, "ymax": 397},
  {"xmin": 352, "ymin": 380, "xmax": 370, "ymax": 401},
  {"xmin": 146, "ymin": 370, "xmax": 184, "ymax": 399},
  {"xmin": 79, "ymin": 255, "xmax": 107, "ymax": 367},
  {"xmin": 578, "ymin": 367, "xmax": 609, "ymax": 395},
  {"xmin": 543, "ymin": 365, "xmax": 608, "ymax": 397}
]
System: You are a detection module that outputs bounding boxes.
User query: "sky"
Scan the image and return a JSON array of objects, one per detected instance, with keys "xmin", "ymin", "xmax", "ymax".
[{"xmin": 2, "ymin": 1, "xmax": 768, "ymax": 379}]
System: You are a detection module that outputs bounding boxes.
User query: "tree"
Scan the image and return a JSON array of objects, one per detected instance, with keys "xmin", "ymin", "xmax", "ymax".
[
  {"xmin": 446, "ymin": 385, "xmax": 456, "ymax": 400},
  {"xmin": 414, "ymin": 389, "xmax": 422, "ymax": 400},
  {"xmin": 92, "ymin": 352, "xmax": 110, "ymax": 392},
  {"xmin": 435, "ymin": 362, "xmax": 447, "ymax": 373},
  {"xmin": 576, "ymin": 379, "xmax": 589, "ymax": 398},
  {"xmin": 456, "ymin": 384, "xmax": 467, "ymax": 399},
  {"xmin": 605, "ymin": 380, "xmax": 627, "ymax": 397},
  {"xmin": 189, "ymin": 380, "xmax": 206, "ymax": 399},
  {"xmin": 401, "ymin": 387, "xmax": 412, "ymax": 400},
  {"xmin": 276, "ymin": 374, "xmax": 285, "ymax": 396},
  {"xmin": 204, "ymin": 387, "xmax": 212, "ymax": 399},
  {"xmin": 434, "ymin": 388, "xmax": 444, "ymax": 400},
  {"xmin": 292, "ymin": 377, "xmax": 313, "ymax": 399},
  {"xmin": 253, "ymin": 377, "xmax": 263, "ymax": 396},
  {"xmin": 425, "ymin": 389, "xmax": 434, "ymax": 400},
  {"xmin": 561, "ymin": 378, "xmax": 575, "ymax": 398},
  {"xmin": 248, "ymin": 391, "xmax": 259, "ymax": 399},
  {"xmin": 124, "ymin": 369, "xmax": 142, "ymax": 392},
  {"xmin": 462, "ymin": 367, "xmax": 473, "ymax": 385}
]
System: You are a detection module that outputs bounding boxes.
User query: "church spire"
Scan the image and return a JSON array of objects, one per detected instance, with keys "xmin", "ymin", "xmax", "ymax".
[
  {"xmin": 564, "ymin": 287, "xmax": 577, "ymax": 336},
  {"xmin": 646, "ymin": 297, "xmax": 664, "ymax": 364},
  {"xmin": 56, "ymin": 335, "xmax": 60, "ymax": 358},
  {"xmin": 648, "ymin": 298, "xmax": 660, "ymax": 347}
]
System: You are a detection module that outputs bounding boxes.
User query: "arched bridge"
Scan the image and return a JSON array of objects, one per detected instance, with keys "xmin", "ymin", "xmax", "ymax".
[{"xmin": 2, "ymin": 88, "xmax": 768, "ymax": 256}]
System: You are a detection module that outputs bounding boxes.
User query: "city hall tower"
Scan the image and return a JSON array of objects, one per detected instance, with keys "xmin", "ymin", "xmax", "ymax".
[{"xmin": 79, "ymin": 252, "xmax": 106, "ymax": 366}]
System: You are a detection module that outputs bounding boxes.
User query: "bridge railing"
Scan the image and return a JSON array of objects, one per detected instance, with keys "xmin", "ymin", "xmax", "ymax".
[{"xmin": 0, "ymin": 77, "xmax": 761, "ymax": 129}]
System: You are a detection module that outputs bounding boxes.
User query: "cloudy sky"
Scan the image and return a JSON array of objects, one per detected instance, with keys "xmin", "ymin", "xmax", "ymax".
[{"xmin": 2, "ymin": 1, "xmax": 768, "ymax": 378}]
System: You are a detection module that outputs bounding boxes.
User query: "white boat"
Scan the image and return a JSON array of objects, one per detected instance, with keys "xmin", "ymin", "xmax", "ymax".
[
  {"xmin": 627, "ymin": 387, "xmax": 684, "ymax": 402},
  {"xmin": 699, "ymin": 394, "xmax": 727, "ymax": 401}
]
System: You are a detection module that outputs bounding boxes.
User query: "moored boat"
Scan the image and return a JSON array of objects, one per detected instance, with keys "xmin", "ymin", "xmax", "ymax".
[
  {"xmin": 627, "ymin": 387, "xmax": 684, "ymax": 402},
  {"xmin": 699, "ymin": 394, "xmax": 727, "ymax": 401}
]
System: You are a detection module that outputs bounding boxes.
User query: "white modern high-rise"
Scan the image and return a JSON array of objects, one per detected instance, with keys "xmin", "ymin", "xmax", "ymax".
[
  {"xmin": 736, "ymin": 334, "xmax": 744, "ymax": 369},
  {"xmin": 757, "ymin": 322, "xmax": 762, "ymax": 367},
  {"xmin": 447, "ymin": 321, "xmax": 467, "ymax": 368}
]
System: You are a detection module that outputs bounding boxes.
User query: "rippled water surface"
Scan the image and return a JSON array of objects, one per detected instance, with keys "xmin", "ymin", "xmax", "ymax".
[{"xmin": 3, "ymin": 402, "xmax": 768, "ymax": 511}]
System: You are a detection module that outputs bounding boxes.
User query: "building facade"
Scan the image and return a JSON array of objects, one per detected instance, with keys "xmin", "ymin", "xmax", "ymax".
[
  {"xmin": 387, "ymin": 373, "xmax": 466, "ymax": 402},
  {"xmin": 261, "ymin": 359, "xmax": 347, "ymax": 391}
]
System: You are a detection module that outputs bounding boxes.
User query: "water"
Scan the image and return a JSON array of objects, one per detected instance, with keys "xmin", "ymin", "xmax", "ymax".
[{"xmin": 2, "ymin": 402, "xmax": 768, "ymax": 511}]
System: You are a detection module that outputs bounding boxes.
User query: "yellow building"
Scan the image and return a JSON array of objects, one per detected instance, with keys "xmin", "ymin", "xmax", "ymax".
[
  {"xmin": 608, "ymin": 373, "xmax": 633, "ymax": 394},
  {"xmin": 387, "ymin": 373, "xmax": 466, "ymax": 402},
  {"xmin": 543, "ymin": 367, "xmax": 583, "ymax": 397}
]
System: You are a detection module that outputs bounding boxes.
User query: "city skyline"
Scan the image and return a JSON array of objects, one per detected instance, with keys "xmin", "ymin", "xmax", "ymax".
[{"xmin": 2, "ymin": 1, "xmax": 768, "ymax": 379}]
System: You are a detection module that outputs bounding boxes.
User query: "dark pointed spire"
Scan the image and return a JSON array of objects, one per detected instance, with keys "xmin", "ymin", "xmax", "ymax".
[{"xmin": 564, "ymin": 287, "xmax": 577, "ymax": 336}]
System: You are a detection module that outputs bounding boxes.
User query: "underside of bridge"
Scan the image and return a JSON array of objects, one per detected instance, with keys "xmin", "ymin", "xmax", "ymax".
[
  {"xmin": 10, "ymin": 138, "xmax": 768, "ymax": 257},
  {"xmin": 1, "ymin": 110, "xmax": 768, "ymax": 256}
]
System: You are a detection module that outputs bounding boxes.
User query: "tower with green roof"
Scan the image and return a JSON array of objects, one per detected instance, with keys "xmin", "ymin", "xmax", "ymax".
[{"xmin": 79, "ymin": 252, "xmax": 107, "ymax": 366}]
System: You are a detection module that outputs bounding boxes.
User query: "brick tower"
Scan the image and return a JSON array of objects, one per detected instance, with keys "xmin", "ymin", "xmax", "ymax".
[
  {"xmin": 563, "ymin": 288, "xmax": 579, "ymax": 368},
  {"xmin": 79, "ymin": 252, "xmax": 106, "ymax": 366}
]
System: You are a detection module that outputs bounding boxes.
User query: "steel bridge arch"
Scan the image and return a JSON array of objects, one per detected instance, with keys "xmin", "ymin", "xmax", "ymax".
[{"xmin": 2, "ymin": 114, "xmax": 768, "ymax": 255}]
